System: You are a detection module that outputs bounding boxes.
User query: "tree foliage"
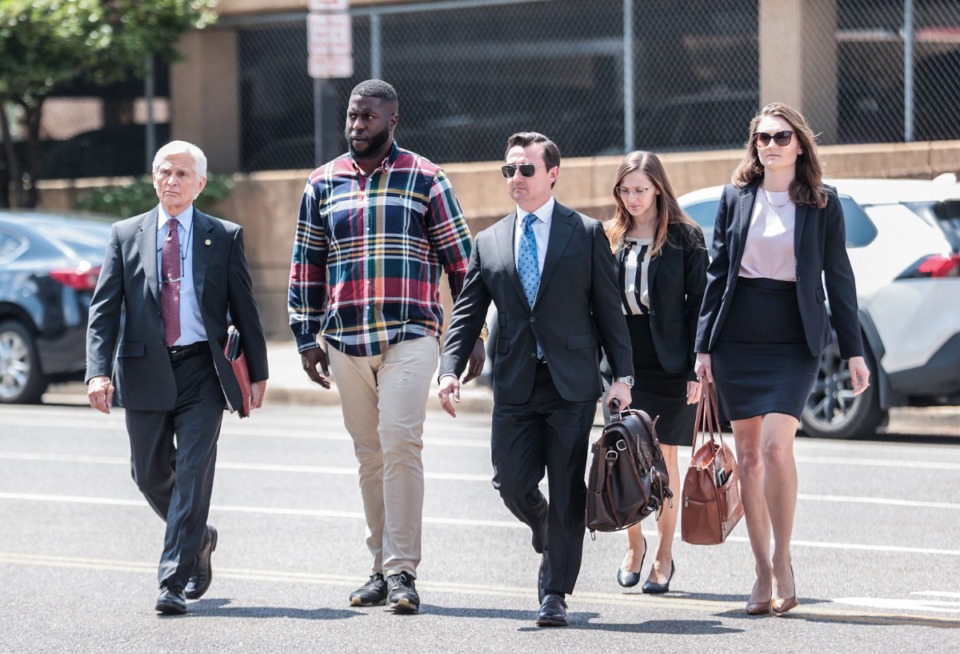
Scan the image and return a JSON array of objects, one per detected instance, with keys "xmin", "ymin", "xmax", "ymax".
[{"xmin": 0, "ymin": 1, "xmax": 217, "ymax": 208}]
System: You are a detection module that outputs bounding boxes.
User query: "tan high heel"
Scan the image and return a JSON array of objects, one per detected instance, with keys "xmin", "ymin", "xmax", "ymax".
[
  {"xmin": 745, "ymin": 579, "xmax": 771, "ymax": 615},
  {"xmin": 772, "ymin": 565, "xmax": 798, "ymax": 615}
]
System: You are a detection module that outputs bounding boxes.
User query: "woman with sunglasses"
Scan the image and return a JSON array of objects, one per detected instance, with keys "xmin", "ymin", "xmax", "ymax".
[
  {"xmin": 694, "ymin": 103, "xmax": 870, "ymax": 616},
  {"xmin": 604, "ymin": 151, "xmax": 707, "ymax": 594}
]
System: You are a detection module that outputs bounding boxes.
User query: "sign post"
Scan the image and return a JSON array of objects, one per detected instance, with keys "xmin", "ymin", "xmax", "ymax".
[{"xmin": 307, "ymin": 0, "xmax": 354, "ymax": 166}]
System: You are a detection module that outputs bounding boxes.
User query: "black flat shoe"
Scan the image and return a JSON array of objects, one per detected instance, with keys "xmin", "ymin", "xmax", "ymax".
[
  {"xmin": 641, "ymin": 561, "xmax": 675, "ymax": 594},
  {"xmin": 616, "ymin": 535, "xmax": 646, "ymax": 588}
]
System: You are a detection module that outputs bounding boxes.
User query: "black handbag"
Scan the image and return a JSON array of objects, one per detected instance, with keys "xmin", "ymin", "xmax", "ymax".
[{"xmin": 585, "ymin": 401, "xmax": 672, "ymax": 534}]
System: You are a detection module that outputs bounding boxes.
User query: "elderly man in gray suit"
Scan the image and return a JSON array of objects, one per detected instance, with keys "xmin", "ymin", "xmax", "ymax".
[
  {"xmin": 437, "ymin": 132, "xmax": 633, "ymax": 627},
  {"xmin": 85, "ymin": 140, "xmax": 269, "ymax": 615}
]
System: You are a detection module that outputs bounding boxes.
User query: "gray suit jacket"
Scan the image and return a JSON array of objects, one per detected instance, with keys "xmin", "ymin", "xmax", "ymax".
[
  {"xmin": 439, "ymin": 201, "xmax": 632, "ymax": 403},
  {"xmin": 695, "ymin": 182, "xmax": 864, "ymax": 359},
  {"xmin": 85, "ymin": 207, "xmax": 268, "ymax": 412}
]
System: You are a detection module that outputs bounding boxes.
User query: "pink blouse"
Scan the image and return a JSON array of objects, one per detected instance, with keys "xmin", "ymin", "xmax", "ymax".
[{"xmin": 739, "ymin": 189, "xmax": 797, "ymax": 281}]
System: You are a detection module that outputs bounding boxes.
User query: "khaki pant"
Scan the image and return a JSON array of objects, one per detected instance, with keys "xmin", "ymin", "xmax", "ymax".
[{"xmin": 327, "ymin": 336, "xmax": 439, "ymax": 577}]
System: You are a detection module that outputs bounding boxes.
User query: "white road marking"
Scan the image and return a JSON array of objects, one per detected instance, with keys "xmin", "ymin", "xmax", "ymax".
[
  {"xmin": 834, "ymin": 596, "xmax": 960, "ymax": 614},
  {"xmin": 3, "ymin": 491, "xmax": 960, "ymax": 555}
]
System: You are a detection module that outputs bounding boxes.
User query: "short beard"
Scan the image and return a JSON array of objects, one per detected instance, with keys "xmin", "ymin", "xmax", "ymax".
[{"xmin": 347, "ymin": 125, "xmax": 391, "ymax": 159}]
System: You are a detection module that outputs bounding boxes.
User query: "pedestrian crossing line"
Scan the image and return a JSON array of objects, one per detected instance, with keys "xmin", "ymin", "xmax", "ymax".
[
  {"xmin": 6, "ymin": 452, "xmax": 960, "ymax": 510},
  {"xmin": 1, "ymin": 551, "xmax": 959, "ymax": 628},
  {"xmin": 0, "ymin": 452, "xmax": 493, "ymax": 482},
  {"xmin": 2, "ymin": 492, "xmax": 960, "ymax": 555}
]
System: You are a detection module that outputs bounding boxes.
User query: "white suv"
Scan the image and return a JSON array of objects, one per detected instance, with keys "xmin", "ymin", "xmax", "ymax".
[{"xmin": 680, "ymin": 176, "xmax": 960, "ymax": 439}]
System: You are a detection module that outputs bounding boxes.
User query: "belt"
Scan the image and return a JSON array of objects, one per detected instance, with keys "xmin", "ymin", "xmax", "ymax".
[{"xmin": 168, "ymin": 341, "xmax": 207, "ymax": 362}]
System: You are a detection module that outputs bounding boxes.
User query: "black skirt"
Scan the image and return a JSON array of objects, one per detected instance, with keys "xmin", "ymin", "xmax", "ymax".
[
  {"xmin": 711, "ymin": 277, "xmax": 819, "ymax": 421},
  {"xmin": 623, "ymin": 314, "xmax": 697, "ymax": 447}
]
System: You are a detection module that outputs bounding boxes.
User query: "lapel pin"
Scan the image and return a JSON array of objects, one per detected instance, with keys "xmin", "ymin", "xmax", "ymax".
[{"xmin": 205, "ymin": 239, "xmax": 212, "ymax": 246}]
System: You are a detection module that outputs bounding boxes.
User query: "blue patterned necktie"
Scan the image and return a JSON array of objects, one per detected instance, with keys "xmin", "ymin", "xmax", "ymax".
[
  {"xmin": 518, "ymin": 213, "xmax": 540, "ymax": 306},
  {"xmin": 518, "ymin": 213, "xmax": 543, "ymax": 359}
]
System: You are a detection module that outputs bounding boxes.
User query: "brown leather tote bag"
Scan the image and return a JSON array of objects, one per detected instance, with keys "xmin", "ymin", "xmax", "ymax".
[{"xmin": 680, "ymin": 382, "xmax": 744, "ymax": 545}]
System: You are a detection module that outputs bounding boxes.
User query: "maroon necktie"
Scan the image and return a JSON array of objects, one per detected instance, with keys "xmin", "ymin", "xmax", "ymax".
[{"xmin": 161, "ymin": 218, "xmax": 181, "ymax": 346}]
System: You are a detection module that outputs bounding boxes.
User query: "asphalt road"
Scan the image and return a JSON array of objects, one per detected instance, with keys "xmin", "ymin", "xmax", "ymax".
[{"xmin": 1, "ymin": 401, "xmax": 959, "ymax": 653}]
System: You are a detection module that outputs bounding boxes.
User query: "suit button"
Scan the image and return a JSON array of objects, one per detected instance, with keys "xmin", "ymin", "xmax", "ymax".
[
  {"xmin": 530, "ymin": 352, "xmax": 536, "ymax": 358},
  {"xmin": 650, "ymin": 309, "xmax": 656, "ymax": 316},
  {"xmin": 530, "ymin": 317, "xmax": 535, "ymax": 323}
]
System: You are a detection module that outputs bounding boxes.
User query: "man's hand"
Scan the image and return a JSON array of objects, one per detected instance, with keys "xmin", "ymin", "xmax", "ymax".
[
  {"xmin": 605, "ymin": 380, "xmax": 632, "ymax": 411},
  {"xmin": 301, "ymin": 347, "xmax": 331, "ymax": 389},
  {"xmin": 460, "ymin": 338, "xmax": 486, "ymax": 385},
  {"xmin": 87, "ymin": 376, "xmax": 114, "ymax": 414},
  {"xmin": 250, "ymin": 380, "xmax": 267, "ymax": 410},
  {"xmin": 438, "ymin": 374, "xmax": 461, "ymax": 418}
]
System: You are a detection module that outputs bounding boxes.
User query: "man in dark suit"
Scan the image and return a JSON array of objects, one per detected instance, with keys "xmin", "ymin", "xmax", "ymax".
[
  {"xmin": 86, "ymin": 140, "xmax": 269, "ymax": 615},
  {"xmin": 437, "ymin": 132, "xmax": 633, "ymax": 627}
]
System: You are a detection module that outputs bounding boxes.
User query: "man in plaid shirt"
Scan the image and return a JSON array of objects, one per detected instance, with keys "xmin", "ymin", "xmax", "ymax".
[{"xmin": 288, "ymin": 79, "xmax": 483, "ymax": 614}]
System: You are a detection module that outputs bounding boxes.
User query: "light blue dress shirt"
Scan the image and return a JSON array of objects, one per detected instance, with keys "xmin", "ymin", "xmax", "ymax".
[{"xmin": 157, "ymin": 205, "xmax": 206, "ymax": 346}]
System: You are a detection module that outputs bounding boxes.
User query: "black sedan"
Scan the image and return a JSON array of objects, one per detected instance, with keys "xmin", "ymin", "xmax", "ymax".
[{"xmin": 0, "ymin": 211, "xmax": 112, "ymax": 403}]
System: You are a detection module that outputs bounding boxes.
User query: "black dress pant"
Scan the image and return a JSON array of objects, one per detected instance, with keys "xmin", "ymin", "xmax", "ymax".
[
  {"xmin": 124, "ymin": 351, "xmax": 225, "ymax": 589},
  {"xmin": 490, "ymin": 363, "xmax": 596, "ymax": 596}
]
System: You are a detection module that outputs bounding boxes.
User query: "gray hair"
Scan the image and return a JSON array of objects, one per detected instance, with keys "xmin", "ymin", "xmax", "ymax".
[{"xmin": 153, "ymin": 140, "xmax": 208, "ymax": 178}]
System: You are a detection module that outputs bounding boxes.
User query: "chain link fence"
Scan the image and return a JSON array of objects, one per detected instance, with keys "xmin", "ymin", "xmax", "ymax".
[
  {"xmin": 11, "ymin": 0, "xmax": 960, "ymax": 181},
  {"xmin": 231, "ymin": 0, "xmax": 960, "ymax": 171}
]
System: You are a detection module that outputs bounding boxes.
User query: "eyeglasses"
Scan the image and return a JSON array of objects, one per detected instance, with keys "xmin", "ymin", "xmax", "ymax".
[
  {"xmin": 616, "ymin": 186, "xmax": 652, "ymax": 198},
  {"xmin": 501, "ymin": 163, "xmax": 536, "ymax": 178},
  {"xmin": 754, "ymin": 130, "xmax": 794, "ymax": 147}
]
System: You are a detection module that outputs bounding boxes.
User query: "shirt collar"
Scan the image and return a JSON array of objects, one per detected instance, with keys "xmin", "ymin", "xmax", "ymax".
[
  {"xmin": 350, "ymin": 141, "xmax": 400, "ymax": 177},
  {"xmin": 516, "ymin": 197, "xmax": 555, "ymax": 226},
  {"xmin": 158, "ymin": 204, "xmax": 195, "ymax": 232}
]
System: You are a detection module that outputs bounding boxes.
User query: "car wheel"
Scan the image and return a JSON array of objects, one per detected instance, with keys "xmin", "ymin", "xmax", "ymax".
[
  {"xmin": 800, "ymin": 338, "xmax": 885, "ymax": 439},
  {"xmin": 0, "ymin": 320, "xmax": 48, "ymax": 404}
]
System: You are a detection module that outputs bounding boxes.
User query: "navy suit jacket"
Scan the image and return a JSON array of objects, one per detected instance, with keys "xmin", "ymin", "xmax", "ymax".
[
  {"xmin": 85, "ymin": 207, "xmax": 268, "ymax": 412},
  {"xmin": 695, "ymin": 182, "xmax": 863, "ymax": 359},
  {"xmin": 439, "ymin": 201, "xmax": 632, "ymax": 404}
]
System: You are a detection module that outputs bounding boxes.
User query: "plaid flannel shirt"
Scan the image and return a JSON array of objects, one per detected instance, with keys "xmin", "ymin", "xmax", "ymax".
[{"xmin": 288, "ymin": 142, "xmax": 472, "ymax": 357}]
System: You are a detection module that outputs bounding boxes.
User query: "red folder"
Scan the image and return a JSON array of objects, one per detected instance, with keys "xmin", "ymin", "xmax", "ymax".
[{"xmin": 224, "ymin": 326, "xmax": 251, "ymax": 418}]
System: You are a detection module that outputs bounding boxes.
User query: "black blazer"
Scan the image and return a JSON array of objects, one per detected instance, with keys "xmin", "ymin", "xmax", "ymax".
[
  {"xmin": 695, "ymin": 182, "xmax": 863, "ymax": 359},
  {"xmin": 86, "ymin": 207, "xmax": 269, "ymax": 412},
  {"xmin": 439, "ymin": 201, "xmax": 633, "ymax": 403},
  {"xmin": 618, "ymin": 222, "xmax": 707, "ymax": 381}
]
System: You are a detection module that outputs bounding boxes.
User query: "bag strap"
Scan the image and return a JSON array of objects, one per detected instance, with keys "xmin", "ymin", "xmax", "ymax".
[{"xmin": 690, "ymin": 381, "xmax": 727, "ymax": 458}]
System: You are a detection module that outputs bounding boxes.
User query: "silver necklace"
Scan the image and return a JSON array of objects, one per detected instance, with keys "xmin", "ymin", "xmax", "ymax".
[{"xmin": 762, "ymin": 187, "xmax": 790, "ymax": 209}]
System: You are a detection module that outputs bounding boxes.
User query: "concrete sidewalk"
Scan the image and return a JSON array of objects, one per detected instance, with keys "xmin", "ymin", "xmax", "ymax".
[{"xmin": 47, "ymin": 339, "xmax": 495, "ymax": 415}]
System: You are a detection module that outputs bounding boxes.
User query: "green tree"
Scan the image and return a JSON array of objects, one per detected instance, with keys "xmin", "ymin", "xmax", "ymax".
[{"xmin": 0, "ymin": 0, "xmax": 217, "ymax": 208}]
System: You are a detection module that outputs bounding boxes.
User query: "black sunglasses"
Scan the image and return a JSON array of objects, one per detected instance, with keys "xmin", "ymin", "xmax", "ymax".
[
  {"xmin": 501, "ymin": 163, "xmax": 536, "ymax": 178},
  {"xmin": 754, "ymin": 130, "xmax": 794, "ymax": 147}
]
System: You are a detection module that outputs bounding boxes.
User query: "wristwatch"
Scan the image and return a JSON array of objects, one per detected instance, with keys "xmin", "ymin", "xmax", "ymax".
[
  {"xmin": 614, "ymin": 375, "xmax": 635, "ymax": 388},
  {"xmin": 478, "ymin": 324, "xmax": 490, "ymax": 342}
]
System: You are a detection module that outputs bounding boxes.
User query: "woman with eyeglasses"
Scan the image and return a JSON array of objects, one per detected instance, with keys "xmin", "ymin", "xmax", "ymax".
[
  {"xmin": 603, "ymin": 151, "xmax": 707, "ymax": 595},
  {"xmin": 694, "ymin": 103, "xmax": 870, "ymax": 616}
]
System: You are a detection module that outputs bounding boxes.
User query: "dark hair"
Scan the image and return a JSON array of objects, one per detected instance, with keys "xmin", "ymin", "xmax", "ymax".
[
  {"xmin": 606, "ymin": 151, "xmax": 701, "ymax": 257},
  {"xmin": 505, "ymin": 131, "xmax": 560, "ymax": 172},
  {"xmin": 732, "ymin": 102, "xmax": 827, "ymax": 208},
  {"xmin": 351, "ymin": 79, "xmax": 399, "ymax": 106}
]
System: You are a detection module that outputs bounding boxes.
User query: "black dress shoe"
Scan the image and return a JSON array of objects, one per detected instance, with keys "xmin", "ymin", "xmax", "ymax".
[
  {"xmin": 642, "ymin": 561, "xmax": 676, "ymax": 594},
  {"xmin": 536, "ymin": 593, "xmax": 568, "ymax": 627},
  {"xmin": 155, "ymin": 586, "xmax": 187, "ymax": 615},
  {"xmin": 349, "ymin": 572, "xmax": 388, "ymax": 607},
  {"xmin": 185, "ymin": 525, "xmax": 218, "ymax": 600}
]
